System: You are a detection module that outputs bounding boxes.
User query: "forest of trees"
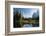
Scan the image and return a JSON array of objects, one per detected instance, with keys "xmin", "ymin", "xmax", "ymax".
[{"xmin": 13, "ymin": 11, "xmax": 21, "ymax": 28}]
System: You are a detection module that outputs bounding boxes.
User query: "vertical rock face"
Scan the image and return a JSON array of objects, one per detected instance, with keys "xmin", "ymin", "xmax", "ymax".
[{"xmin": 32, "ymin": 10, "xmax": 39, "ymax": 19}]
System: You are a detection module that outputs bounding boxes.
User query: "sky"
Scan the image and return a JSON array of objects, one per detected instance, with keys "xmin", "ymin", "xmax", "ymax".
[{"xmin": 13, "ymin": 8, "xmax": 39, "ymax": 18}]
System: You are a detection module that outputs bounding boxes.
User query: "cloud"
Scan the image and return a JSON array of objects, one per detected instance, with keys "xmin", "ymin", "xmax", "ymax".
[{"xmin": 23, "ymin": 9, "xmax": 38, "ymax": 18}]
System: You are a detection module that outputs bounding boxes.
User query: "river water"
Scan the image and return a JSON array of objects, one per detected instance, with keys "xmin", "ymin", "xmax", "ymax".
[{"xmin": 22, "ymin": 23, "xmax": 39, "ymax": 27}]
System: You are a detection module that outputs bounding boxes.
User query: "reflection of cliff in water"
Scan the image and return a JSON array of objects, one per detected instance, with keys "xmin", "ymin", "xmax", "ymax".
[{"xmin": 22, "ymin": 23, "xmax": 39, "ymax": 27}]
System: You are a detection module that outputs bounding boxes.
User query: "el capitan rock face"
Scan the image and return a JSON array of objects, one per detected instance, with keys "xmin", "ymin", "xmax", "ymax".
[{"xmin": 32, "ymin": 10, "xmax": 39, "ymax": 19}]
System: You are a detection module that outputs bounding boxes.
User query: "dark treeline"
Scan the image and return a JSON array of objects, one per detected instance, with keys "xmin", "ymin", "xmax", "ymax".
[{"xmin": 13, "ymin": 11, "xmax": 21, "ymax": 28}]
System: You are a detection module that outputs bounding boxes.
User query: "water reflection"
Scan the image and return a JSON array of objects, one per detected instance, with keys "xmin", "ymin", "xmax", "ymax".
[
  {"xmin": 22, "ymin": 23, "xmax": 39, "ymax": 27},
  {"xmin": 22, "ymin": 24, "xmax": 32, "ymax": 27}
]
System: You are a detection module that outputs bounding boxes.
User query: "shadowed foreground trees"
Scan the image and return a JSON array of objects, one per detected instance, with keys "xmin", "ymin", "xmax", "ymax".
[{"xmin": 13, "ymin": 11, "xmax": 21, "ymax": 28}]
